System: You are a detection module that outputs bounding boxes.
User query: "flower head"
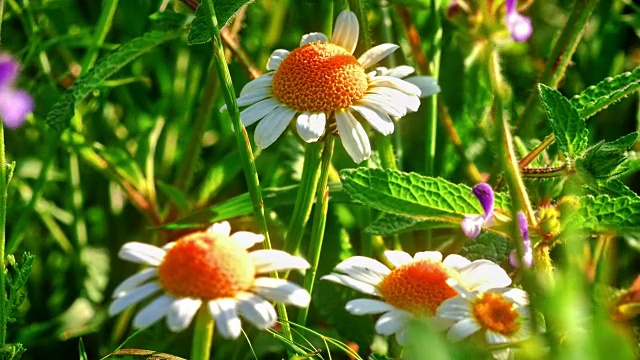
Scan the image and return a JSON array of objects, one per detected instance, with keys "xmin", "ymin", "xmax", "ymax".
[
  {"xmin": 109, "ymin": 222, "xmax": 311, "ymax": 339},
  {"xmin": 322, "ymin": 250, "xmax": 511, "ymax": 344},
  {"xmin": 461, "ymin": 183, "xmax": 495, "ymax": 239},
  {"xmin": 509, "ymin": 212, "xmax": 533, "ymax": 268},
  {"xmin": 0, "ymin": 54, "xmax": 33, "ymax": 129},
  {"xmin": 228, "ymin": 11, "xmax": 435, "ymax": 163},
  {"xmin": 505, "ymin": 0, "xmax": 532, "ymax": 42}
]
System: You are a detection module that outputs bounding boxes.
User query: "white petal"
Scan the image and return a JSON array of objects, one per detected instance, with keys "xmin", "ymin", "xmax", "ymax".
[
  {"xmin": 109, "ymin": 282, "xmax": 161, "ymax": 316},
  {"xmin": 321, "ymin": 273, "xmax": 380, "ymax": 296},
  {"xmin": 252, "ymin": 278, "xmax": 311, "ymax": 307},
  {"xmin": 413, "ymin": 251, "xmax": 443, "ymax": 263},
  {"xmin": 447, "ymin": 318, "xmax": 481, "ymax": 342},
  {"xmin": 133, "ymin": 295, "xmax": 175, "ymax": 329},
  {"xmin": 368, "ymin": 87, "xmax": 420, "ymax": 113},
  {"xmin": 300, "ymin": 32, "xmax": 328, "ymax": 46},
  {"xmin": 358, "ymin": 44, "xmax": 399, "ymax": 69},
  {"xmin": 235, "ymin": 292, "xmax": 277, "ymax": 329},
  {"xmin": 378, "ymin": 65, "xmax": 415, "ymax": 78},
  {"xmin": 345, "ymin": 299, "xmax": 394, "ymax": 315},
  {"xmin": 459, "ymin": 260, "xmax": 512, "ymax": 292},
  {"xmin": 486, "ymin": 331, "xmax": 511, "ymax": 344},
  {"xmin": 335, "ymin": 110, "xmax": 371, "ymax": 163},
  {"xmin": 254, "ymin": 106, "xmax": 296, "ymax": 148},
  {"xmin": 331, "ymin": 11, "xmax": 359, "ymax": 53},
  {"xmin": 349, "ymin": 105, "xmax": 394, "ymax": 136},
  {"xmin": 384, "ymin": 250, "xmax": 414, "ymax": 268},
  {"xmin": 296, "ymin": 112, "xmax": 326, "ymax": 142},
  {"xmin": 208, "ymin": 221, "xmax": 231, "ymax": 237},
  {"xmin": 369, "ymin": 76, "xmax": 422, "ymax": 96},
  {"xmin": 334, "ymin": 256, "xmax": 390, "ymax": 286},
  {"xmin": 118, "ymin": 242, "xmax": 165, "ymax": 266},
  {"xmin": 239, "ymin": 73, "xmax": 274, "ymax": 97},
  {"xmin": 436, "ymin": 296, "xmax": 472, "ymax": 320},
  {"xmin": 375, "ymin": 309, "xmax": 412, "ymax": 336},
  {"xmin": 501, "ymin": 288, "xmax": 530, "ymax": 307},
  {"xmin": 112, "ymin": 268, "xmax": 157, "ymax": 298},
  {"xmin": 166, "ymin": 298, "xmax": 202, "ymax": 332},
  {"xmin": 230, "ymin": 231, "xmax": 264, "ymax": 249},
  {"xmin": 235, "ymin": 89, "xmax": 271, "ymax": 108},
  {"xmin": 442, "ymin": 254, "xmax": 472, "ymax": 270},
  {"xmin": 405, "ymin": 76, "xmax": 441, "ymax": 98},
  {"xmin": 208, "ymin": 298, "xmax": 242, "ymax": 339},
  {"xmin": 266, "ymin": 49, "xmax": 290, "ymax": 71},
  {"xmin": 251, "ymin": 250, "xmax": 310, "ymax": 273},
  {"xmin": 240, "ymin": 98, "xmax": 281, "ymax": 127},
  {"xmin": 359, "ymin": 95, "xmax": 405, "ymax": 118},
  {"xmin": 461, "ymin": 214, "xmax": 484, "ymax": 239}
]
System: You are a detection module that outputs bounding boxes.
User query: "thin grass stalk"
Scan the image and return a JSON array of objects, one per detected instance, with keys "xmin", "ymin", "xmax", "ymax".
[{"xmin": 425, "ymin": 0, "xmax": 441, "ymax": 177}]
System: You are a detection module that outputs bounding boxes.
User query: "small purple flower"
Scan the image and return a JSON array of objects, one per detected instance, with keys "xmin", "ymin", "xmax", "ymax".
[
  {"xmin": 509, "ymin": 211, "xmax": 533, "ymax": 268},
  {"xmin": 461, "ymin": 183, "xmax": 494, "ymax": 239},
  {"xmin": 0, "ymin": 54, "xmax": 33, "ymax": 129},
  {"xmin": 505, "ymin": 0, "xmax": 532, "ymax": 42}
]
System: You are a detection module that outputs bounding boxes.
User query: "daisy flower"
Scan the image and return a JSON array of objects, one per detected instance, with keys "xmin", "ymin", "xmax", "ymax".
[
  {"xmin": 321, "ymin": 250, "xmax": 512, "ymax": 344},
  {"xmin": 461, "ymin": 183, "xmax": 495, "ymax": 239},
  {"xmin": 0, "ymin": 54, "xmax": 33, "ymax": 129},
  {"xmin": 108, "ymin": 222, "xmax": 311, "ymax": 339},
  {"xmin": 227, "ymin": 10, "xmax": 436, "ymax": 163},
  {"xmin": 436, "ymin": 280, "xmax": 531, "ymax": 347}
]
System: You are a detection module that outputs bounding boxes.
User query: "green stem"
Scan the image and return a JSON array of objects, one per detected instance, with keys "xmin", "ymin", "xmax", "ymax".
[
  {"xmin": 0, "ymin": 124, "xmax": 7, "ymax": 348},
  {"xmin": 79, "ymin": 0, "xmax": 119, "ymax": 71},
  {"xmin": 425, "ymin": 0, "xmax": 442, "ymax": 177},
  {"xmin": 283, "ymin": 142, "xmax": 323, "ymax": 256},
  {"xmin": 297, "ymin": 135, "xmax": 335, "ymax": 327},
  {"xmin": 191, "ymin": 308, "xmax": 214, "ymax": 360}
]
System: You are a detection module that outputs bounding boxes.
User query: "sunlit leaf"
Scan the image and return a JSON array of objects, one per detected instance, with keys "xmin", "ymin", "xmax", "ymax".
[
  {"xmin": 571, "ymin": 66, "xmax": 640, "ymax": 119},
  {"xmin": 539, "ymin": 84, "xmax": 589, "ymax": 158}
]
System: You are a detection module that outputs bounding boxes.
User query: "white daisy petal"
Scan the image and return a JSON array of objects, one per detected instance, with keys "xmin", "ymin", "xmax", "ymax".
[
  {"xmin": 266, "ymin": 49, "xmax": 290, "ymax": 71},
  {"xmin": 240, "ymin": 98, "xmax": 281, "ymax": 127},
  {"xmin": 486, "ymin": 331, "xmax": 511, "ymax": 344},
  {"xmin": 230, "ymin": 231, "xmax": 265, "ymax": 249},
  {"xmin": 375, "ymin": 309, "xmax": 412, "ymax": 336},
  {"xmin": 335, "ymin": 110, "xmax": 371, "ymax": 163},
  {"xmin": 321, "ymin": 273, "xmax": 380, "ymax": 296},
  {"xmin": 254, "ymin": 106, "xmax": 296, "ymax": 148},
  {"xmin": 447, "ymin": 318, "xmax": 481, "ymax": 342},
  {"xmin": 358, "ymin": 44, "xmax": 399, "ymax": 69},
  {"xmin": 296, "ymin": 112, "xmax": 326, "ymax": 142},
  {"xmin": 109, "ymin": 282, "xmax": 161, "ymax": 315},
  {"xmin": 370, "ymin": 76, "xmax": 422, "ymax": 96},
  {"xmin": 368, "ymin": 87, "xmax": 420, "ymax": 112},
  {"xmin": 378, "ymin": 65, "xmax": 415, "ymax": 78},
  {"xmin": 436, "ymin": 296, "xmax": 472, "ymax": 320},
  {"xmin": 235, "ymin": 292, "xmax": 277, "ymax": 329},
  {"xmin": 405, "ymin": 76, "xmax": 441, "ymax": 98},
  {"xmin": 208, "ymin": 221, "xmax": 231, "ymax": 237},
  {"xmin": 208, "ymin": 298, "xmax": 242, "ymax": 339},
  {"xmin": 112, "ymin": 268, "xmax": 158, "ymax": 297},
  {"xmin": 359, "ymin": 94, "xmax": 405, "ymax": 118},
  {"xmin": 235, "ymin": 89, "xmax": 271, "ymax": 108},
  {"xmin": 413, "ymin": 251, "xmax": 443, "ymax": 263},
  {"xmin": 251, "ymin": 250, "xmax": 310, "ymax": 273},
  {"xmin": 133, "ymin": 295, "xmax": 175, "ymax": 329},
  {"xmin": 442, "ymin": 254, "xmax": 472, "ymax": 270},
  {"xmin": 384, "ymin": 250, "xmax": 414, "ymax": 268},
  {"xmin": 349, "ymin": 105, "xmax": 394, "ymax": 136},
  {"xmin": 118, "ymin": 242, "xmax": 166, "ymax": 266},
  {"xmin": 300, "ymin": 32, "xmax": 328, "ymax": 46},
  {"xmin": 252, "ymin": 278, "xmax": 311, "ymax": 307},
  {"xmin": 459, "ymin": 260, "xmax": 512, "ymax": 292},
  {"xmin": 345, "ymin": 299, "xmax": 394, "ymax": 315},
  {"xmin": 501, "ymin": 288, "xmax": 530, "ymax": 306},
  {"xmin": 239, "ymin": 73, "xmax": 274, "ymax": 97},
  {"xmin": 334, "ymin": 256, "xmax": 390, "ymax": 285},
  {"xmin": 166, "ymin": 298, "xmax": 202, "ymax": 332},
  {"xmin": 331, "ymin": 11, "xmax": 359, "ymax": 53}
]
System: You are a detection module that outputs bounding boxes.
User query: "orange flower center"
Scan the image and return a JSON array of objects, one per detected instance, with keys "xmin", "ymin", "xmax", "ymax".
[
  {"xmin": 157, "ymin": 231, "xmax": 256, "ymax": 300},
  {"xmin": 472, "ymin": 293, "xmax": 521, "ymax": 335},
  {"xmin": 378, "ymin": 261, "xmax": 458, "ymax": 316},
  {"xmin": 271, "ymin": 42, "xmax": 368, "ymax": 113}
]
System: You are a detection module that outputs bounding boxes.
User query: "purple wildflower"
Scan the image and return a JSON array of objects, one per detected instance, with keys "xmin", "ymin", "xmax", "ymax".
[
  {"xmin": 461, "ymin": 183, "xmax": 494, "ymax": 239},
  {"xmin": 505, "ymin": 0, "xmax": 532, "ymax": 42},
  {"xmin": 0, "ymin": 54, "xmax": 33, "ymax": 129},
  {"xmin": 509, "ymin": 211, "xmax": 533, "ymax": 268}
]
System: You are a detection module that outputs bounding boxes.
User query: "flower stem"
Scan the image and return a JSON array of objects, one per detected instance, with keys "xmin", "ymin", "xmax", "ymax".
[
  {"xmin": 0, "ymin": 123, "xmax": 7, "ymax": 348},
  {"xmin": 297, "ymin": 135, "xmax": 335, "ymax": 327},
  {"xmin": 191, "ymin": 308, "xmax": 214, "ymax": 360},
  {"xmin": 425, "ymin": 0, "xmax": 442, "ymax": 177}
]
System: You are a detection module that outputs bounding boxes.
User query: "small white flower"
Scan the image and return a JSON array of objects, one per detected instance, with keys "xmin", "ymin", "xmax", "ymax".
[{"xmin": 109, "ymin": 222, "xmax": 311, "ymax": 339}]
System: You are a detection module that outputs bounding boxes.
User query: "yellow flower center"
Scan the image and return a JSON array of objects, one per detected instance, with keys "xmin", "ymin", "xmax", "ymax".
[
  {"xmin": 157, "ymin": 231, "xmax": 256, "ymax": 300},
  {"xmin": 378, "ymin": 261, "xmax": 458, "ymax": 316},
  {"xmin": 271, "ymin": 42, "xmax": 368, "ymax": 113},
  {"xmin": 472, "ymin": 293, "xmax": 521, "ymax": 336}
]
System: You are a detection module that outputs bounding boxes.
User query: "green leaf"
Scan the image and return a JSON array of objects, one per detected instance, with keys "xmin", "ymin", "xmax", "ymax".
[
  {"xmin": 587, "ymin": 179, "xmax": 638, "ymax": 198},
  {"xmin": 576, "ymin": 132, "xmax": 638, "ymax": 180},
  {"xmin": 581, "ymin": 195, "xmax": 640, "ymax": 233},
  {"xmin": 187, "ymin": 1, "xmax": 255, "ymax": 45},
  {"xmin": 340, "ymin": 168, "xmax": 509, "ymax": 223},
  {"xmin": 539, "ymin": 84, "xmax": 589, "ymax": 158},
  {"xmin": 460, "ymin": 232, "xmax": 510, "ymax": 263},
  {"xmin": 366, "ymin": 214, "xmax": 455, "ymax": 236},
  {"xmin": 96, "ymin": 146, "xmax": 148, "ymax": 195},
  {"xmin": 46, "ymin": 28, "xmax": 184, "ymax": 131},
  {"xmin": 571, "ymin": 66, "xmax": 640, "ymax": 119},
  {"xmin": 156, "ymin": 181, "xmax": 190, "ymax": 212}
]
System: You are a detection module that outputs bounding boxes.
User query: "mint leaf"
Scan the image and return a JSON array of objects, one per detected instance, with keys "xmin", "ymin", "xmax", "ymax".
[
  {"xmin": 188, "ymin": 1, "xmax": 255, "ymax": 45},
  {"xmin": 571, "ymin": 67, "xmax": 640, "ymax": 119},
  {"xmin": 367, "ymin": 214, "xmax": 454, "ymax": 235},
  {"xmin": 460, "ymin": 232, "xmax": 510, "ymax": 263},
  {"xmin": 539, "ymin": 84, "xmax": 589, "ymax": 158},
  {"xmin": 576, "ymin": 132, "xmax": 638, "ymax": 180},
  {"xmin": 581, "ymin": 195, "xmax": 640, "ymax": 233}
]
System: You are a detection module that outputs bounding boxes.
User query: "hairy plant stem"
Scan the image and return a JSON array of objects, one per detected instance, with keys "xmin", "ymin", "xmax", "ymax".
[
  {"xmin": 191, "ymin": 308, "xmax": 214, "ymax": 360},
  {"xmin": 0, "ymin": 124, "xmax": 7, "ymax": 348},
  {"xmin": 297, "ymin": 135, "xmax": 335, "ymax": 327},
  {"xmin": 201, "ymin": 0, "xmax": 292, "ymax": 344}
]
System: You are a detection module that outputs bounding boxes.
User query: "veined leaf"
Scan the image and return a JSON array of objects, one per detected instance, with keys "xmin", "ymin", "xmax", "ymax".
[
  {"xmin": 366, "ymin": 213, "xmax": 454, "ymax": 235},
  {"xmin": 581, "ymin": 195, "xmax": 640, "ymax": 233},
  {"xmin": 460, "ymin": 232, "xmax": 509, "ymax": 263},
  {"xmin": 571, "ymin": 66, "xmax": 640, "ymax": 120},
  {"xmin": 577, "ymin": 132, "xmax": 638, "ymax": 180},
  {"xmin": 187, "ymin": 0, "xmax": 255, "ymax": 45},
  {"xmin": 539, "ymin": 84, "xmax": 589, "ymax": 158}
]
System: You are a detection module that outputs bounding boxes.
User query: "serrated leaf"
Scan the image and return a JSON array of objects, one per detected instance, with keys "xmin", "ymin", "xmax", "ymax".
[
  {"xmin": 366, "ymin": 214, "xmax": 455, "ymax": 236},
  {"xmin": 577, "ymin": 132, "xmax": 638, "ymax": 179},
  {"xmin": 539, "ymin": 84, "xmax": 589, "ymax": 158},
  {"xmin": 340, "ymin": 168, "xmax": 510, "ymax": 223},
  {"xmin": 187, "ymin": 1, "xmax": 255, "ymax": 45},
  {"xmin": 587, "ymin": 179, "xmax": 638, "ymax": 198},
  {"xmin": 460, "ymin": 232, "xmax": 509, "ymax": 263},
  {"xmin": 571, "ymin": 67, "xmax": 640, "ymax": 119},
  {"xmin": 46, "ymin": 28, "xmax": 183, "ymax": 131},
  {"xmin": 581, "ymin": 195, "xmax": 640, "ymax": 233}
]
